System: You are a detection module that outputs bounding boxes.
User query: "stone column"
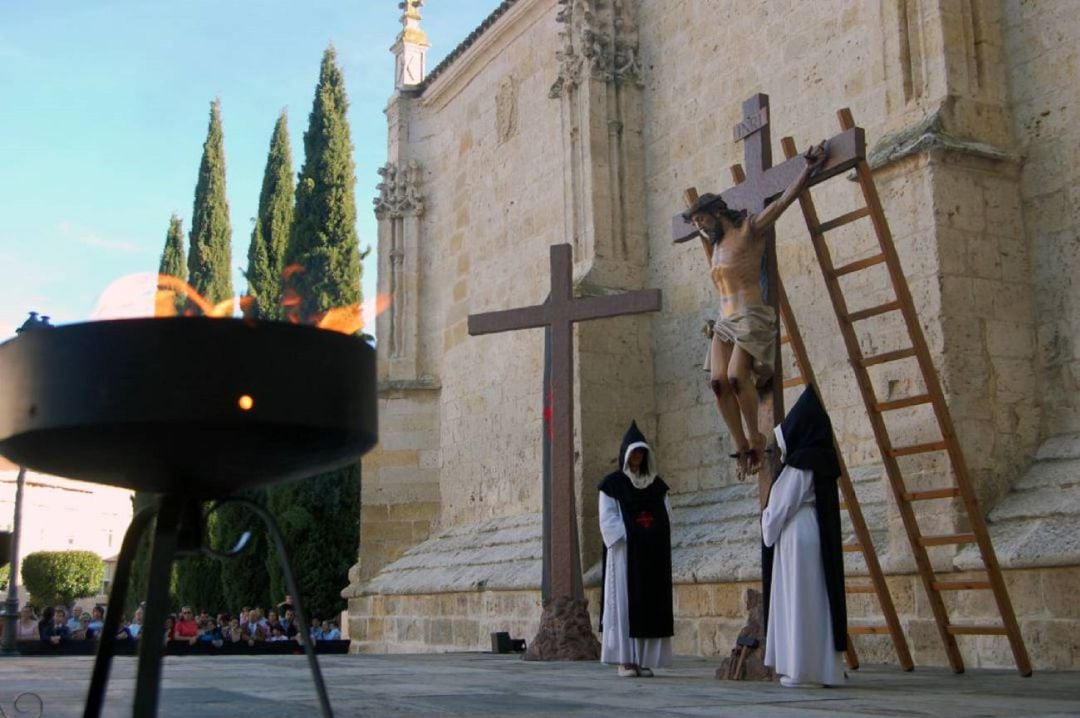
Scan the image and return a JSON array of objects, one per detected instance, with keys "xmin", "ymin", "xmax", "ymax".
[
  {"xmin": 548, "ymin": 0, "xmax": 656, "ymax": 584},
  {"xmin": 867, "ymin": 0, "xmax": 1036, "ymax": 574}
]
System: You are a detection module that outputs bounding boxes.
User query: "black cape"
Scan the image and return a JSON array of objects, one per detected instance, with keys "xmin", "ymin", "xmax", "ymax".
[
  {"xmin": 598, "ymin": 421, "xmax": 674, "ymax": 639},
  {"xmin": 761, "ymin": 386, "xmax": 848, "ymax": 652}
]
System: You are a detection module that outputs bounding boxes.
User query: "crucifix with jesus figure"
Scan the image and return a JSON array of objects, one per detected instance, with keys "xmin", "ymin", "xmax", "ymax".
[
  {"xmin": 672, "ymin": 93, "xmax": 863, "ymax": 507},
  {"xmin": 468, "ymin": 243, "xmax": 661, "ymax": 661}
]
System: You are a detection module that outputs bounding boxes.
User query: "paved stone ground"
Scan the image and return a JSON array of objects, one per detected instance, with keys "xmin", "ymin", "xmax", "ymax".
[{"xmin": 0, "ymin": 653, "xmax": 1077, "ymax": 717}]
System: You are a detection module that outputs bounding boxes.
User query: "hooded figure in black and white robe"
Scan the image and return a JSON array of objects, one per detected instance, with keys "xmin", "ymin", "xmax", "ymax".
[
  {"xmin": 598, "ymin": 421, "xmax": 674, "ymax": 674},
  {"xmin": 762, "ymin": 386, "xmax": 847, "ymax": 687}
]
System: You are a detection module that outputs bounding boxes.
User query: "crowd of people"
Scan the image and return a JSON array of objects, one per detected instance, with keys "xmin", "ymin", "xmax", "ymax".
[{"xmin": 9, "ymin": 595, "xmax": 343, "ymax": 649}]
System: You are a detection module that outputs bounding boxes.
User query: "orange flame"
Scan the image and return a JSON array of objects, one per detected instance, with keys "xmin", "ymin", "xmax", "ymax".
[
  {"xmin": 311, "ymin": 294, "xmax": 392, "ymax": 335},
  {"xmin": 154, "ymin": 275, "xmax": 234, "ymax": 318},
  {"xmin": 147, "ymin": 273, "xmax": 391, "ymax": 336}
]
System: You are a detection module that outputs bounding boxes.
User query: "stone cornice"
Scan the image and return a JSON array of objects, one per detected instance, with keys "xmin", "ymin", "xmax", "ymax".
[
  {"xmin": 419, "ymin": 0, "xmax": 552, "ymax": 111},
  {"xmin": 868, "ymin": 107, "xmax": 1021, "ymax": 170},
  {"xmin": 377, "ymin": 377, "xmax": 441, "ymax": 394}
]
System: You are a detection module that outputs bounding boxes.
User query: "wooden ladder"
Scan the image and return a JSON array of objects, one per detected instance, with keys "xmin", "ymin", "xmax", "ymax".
[
  {"xmin": 772, "ymin": 277, "xmax": 913, "ymax": 672},
  {"xmin": 775, "ymin": 109, "xmax": 1032, "ymax": 676}
]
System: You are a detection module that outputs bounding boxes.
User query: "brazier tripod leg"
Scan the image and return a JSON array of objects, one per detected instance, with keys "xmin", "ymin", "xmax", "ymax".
[
  {"xmin": 131, "ymin": 498, "xmax": 183, "ymax": 717},
  {"xmin": 83, "ymin": 504, "xmax": 158, "ymax": 718},
  {"xmin": 214, "ymin": 498, "xmax": 334, "ymax": 718}
]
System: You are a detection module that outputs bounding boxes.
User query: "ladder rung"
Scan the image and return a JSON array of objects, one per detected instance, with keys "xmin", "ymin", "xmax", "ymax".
[
  {"xmin": 779, "ymin": 334, "xmax": 791, "ymax": 345},
  {"xmin": 783, "ymin": 376, "xmax": 806, "ymax": 388},
  {"xmin": 817, "ymin": 207, "xmax": 872, "ymax": 234},
  {"xmin": 874, "ymin": 394, "xmax": 932, "ymax": 412},
  {"xmin": 859, "ymin": 347, "xmax": 917, "ymax": 367},
  {"xmin": 846, "ymin": 300, "xmax": 901, "ymax": 323},
  {"xmin": 845, "ymin": 583, "xmax": 877, "ymax": 593},
  {"xmin": 889, "ymin": 441, "xmax": 948, "ymax": 457},
  {"xmin": 849, "ymin": 625, "xmax": 891, "ymax": 635},
  {"xmin": 842, "ymin": 542, "xmax": 862, "ymax": 553},
  {"xmin": 921, "ymin": 533, "xmax": 977, "ymax": 547},
  {"xmin": 932, "ymin": 580, "xmax": 993, "ymax": 591},
  {"xmin": 832, "ymin": 253, "xmax": 886, "ymax": 278},
  {"xmin": 904, "ymin": 487, "xmax": 961, "ymax": 502},
  {"xmin": 947, "ymin": 624, "xmax": 1008, "ymax": 636}
]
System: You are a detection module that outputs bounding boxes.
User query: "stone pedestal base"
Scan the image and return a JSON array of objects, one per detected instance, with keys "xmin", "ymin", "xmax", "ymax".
[
  {"xmin": 715, "ymin": 588, "xmax": 774, "ymax": 681},
  {"xmin": 523, "ymin": 596, "xmax": 600, "ymax": 661}
]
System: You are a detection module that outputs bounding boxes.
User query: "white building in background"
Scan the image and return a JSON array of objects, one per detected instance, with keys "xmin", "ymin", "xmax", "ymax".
[{"xmin": 0, "ymin": 456, "xmax": 132, "ymax": 607}]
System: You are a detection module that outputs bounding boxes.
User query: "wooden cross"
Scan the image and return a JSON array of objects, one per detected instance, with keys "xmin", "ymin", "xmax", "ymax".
[
  {"xmin": 671, "ymin": 93, "xmax": 865, "ymax": 504},
  {"xmin": 468, "ymin": 244, "xmax": 661, "ymax": 600}
]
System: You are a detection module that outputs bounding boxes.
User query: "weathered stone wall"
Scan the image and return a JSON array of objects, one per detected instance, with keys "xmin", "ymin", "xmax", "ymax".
[
  {"xmin": 357, "ymin": 388, "xmax": 442, "ymax": 583},
  {"xmin": 414, "ymin": 0, "xmax": 563, "ymax": 531},
  {"xmin": 1001, "ymin": 0, "xmax": 1080, "ymax": 436}
]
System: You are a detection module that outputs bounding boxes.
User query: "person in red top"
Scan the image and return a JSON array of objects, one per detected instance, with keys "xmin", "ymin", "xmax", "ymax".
[{"xmin": 173, "ymin": 606, "xmax": 199, "ymax": 645}]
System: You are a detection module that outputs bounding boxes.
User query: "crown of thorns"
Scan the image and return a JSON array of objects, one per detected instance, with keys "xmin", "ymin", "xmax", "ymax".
[{"xmin": 681, "ymin": 192, "xmax": 729, "ymax": 221}]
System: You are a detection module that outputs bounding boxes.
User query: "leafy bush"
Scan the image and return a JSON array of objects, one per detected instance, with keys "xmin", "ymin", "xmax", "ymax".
[{"xmin": 21, "ymin": 551, "xmax": 104, "ymax": 607}]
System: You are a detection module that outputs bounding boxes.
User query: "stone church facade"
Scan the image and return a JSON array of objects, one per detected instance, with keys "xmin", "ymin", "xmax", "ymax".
[{"xmin": 343, "ymin": 0, "xmax": 1080, "ymax": 670}]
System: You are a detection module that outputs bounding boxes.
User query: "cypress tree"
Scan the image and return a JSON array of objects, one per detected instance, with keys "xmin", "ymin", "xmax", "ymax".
[
  {"xmin": 267, "ymin": 46, "xmax": 361, "ymax": 621},
  {"xmin": 187, "ymin": 98, "xmax": 233, "ymax": 309},
  {"xmin": 245, "ymin": 111, "xmax": 294, "ymax": 320},
  {"xmin": 266, "ymin": 466, "xmax": 359, "ymax": 621},
  {"xmin": 284, "ymin": 46, "xmax": 361, "ymax": 322},
  {"xmin": 212, "ymin": 491, "xmax": 272, "ymax": 612},
  {"xmin": 158, "ymin": 214, "xmax": 187, "ymax": 315}
]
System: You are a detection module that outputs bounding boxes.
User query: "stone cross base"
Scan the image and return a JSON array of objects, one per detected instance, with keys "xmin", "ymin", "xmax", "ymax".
[
  {"xmin": 715, "ymin": 588, "xmax": 775, "ymax": 681},
  {"xmin": 523, "ymin": 596, "xmax": 600, "ymax": 661}
]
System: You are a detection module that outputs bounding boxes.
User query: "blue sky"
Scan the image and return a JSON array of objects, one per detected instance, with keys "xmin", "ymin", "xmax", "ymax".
[{"xmin": 0, "ymin": 0, "xmax": 499, "ymax": 339}]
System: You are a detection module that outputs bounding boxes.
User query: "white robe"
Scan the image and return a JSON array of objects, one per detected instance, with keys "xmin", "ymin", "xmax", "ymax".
[
  {"xmin": 761, "ymin": 464, "xmax": 846, "ymax": 687},
  {"xmin": 599, "ymin": 489, "xmax": 674, "ymax": 668}
]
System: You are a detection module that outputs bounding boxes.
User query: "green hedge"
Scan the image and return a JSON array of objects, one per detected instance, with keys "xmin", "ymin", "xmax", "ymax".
[{"xmin": 21, "ymin": 550, "xmax": 104, "ymax": 607}]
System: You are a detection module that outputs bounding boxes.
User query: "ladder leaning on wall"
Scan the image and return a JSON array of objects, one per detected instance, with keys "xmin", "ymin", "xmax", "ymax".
[{"xmin": 768, "ymin": 108, "xmax": 1031, "ymax": 676}]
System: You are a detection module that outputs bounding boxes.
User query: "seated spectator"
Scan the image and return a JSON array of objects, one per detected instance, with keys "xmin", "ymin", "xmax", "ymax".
[
  {"xmin": 309, "ymin": 616, "xmax": 323, "ymax": 642},
  {"xmin": 265, "ymin": 610, "xmax": 282, "ymax": 635},
  {"xmin": 87, "ymin": 606, "xmax": 105, "ymax": 634},
  {"xmin": 174, "ymin": 606, "xmax": 198, "ymax": 645},
  {"xmin": 70, "ymin": 613, "xmax": 94, "ymax": 641},
  {"xmin": 43, "ymin": 608, "xmax": 70, "ymax": 645},
  {"xmin": 276, "ymin": 594, "xmax": 295, "ymax": 613},
  {"xmin": 16, "ymin": 606, "xmax": 39, "ymax": 642},
  {"xmin": 268, "ymin": 625, "xmax": 289, "ymax": 642},
  {"xmin": 66, "ymin": 605, "xmax": 84, "ymax": 633},
  {"xmin": 198, "ymin": 618, "xmax": 224, "ymax": 647},
  {"xmin": 37, "ymin": 606, "xmax": 54, "ymax": 642},
  {"xmin": 243, "ymin": 608, "xmax": 268, "ymax": 645},
  {"xmin": 280, "ymin": 608, "xmax": 299, "ymax": 639},
  {"xmin": 225, "ymin": 618, "xmax": 244, "ymax": 644},
  {"xmin": 126, "ymin": 608, "xmax": 144, "ymax": 640},
  {"xmin": 320, "ymin": 620, "xmax": 341, "ymax": 641},
  {"xmin": 164, "ymin": 615, "xmax": 177, "ymax": 643},
  {"xmin": 238, "ymin": 606, "xmax": 251, "ymax": 629}
]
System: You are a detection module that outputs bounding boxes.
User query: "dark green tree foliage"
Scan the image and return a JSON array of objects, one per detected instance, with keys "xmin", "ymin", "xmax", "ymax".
[
  {"xmin": 266, "ymin": 465, "xmax": 359, "ymax": 620},
  {"xmin": 264, "ymin": 47, "xmax": 362, "ymax": 621},
  {"xmin": 158, "ymin": 214, "xmax": 187, "ymax": 314},
  {"xmin": 212, "ymin": 491, "xmax": 272, "ymax": 612},
  {"xmin": 172, "ymin": 512, "xmax": 225, "ymax": 614},
  {"xmin": 21, "ymin": 551, "xmax": 104, "ymax": 607},
  {"xmin": 187, "ymin": 98, "xmax": 233, "ymax": 308},
  {"xmin": 246, "ymin": 111, "xmax": 295, "ymax": 320},
  {"xmin": 286, "ymin": 46, "xmax": 361, "ymax": 323}
]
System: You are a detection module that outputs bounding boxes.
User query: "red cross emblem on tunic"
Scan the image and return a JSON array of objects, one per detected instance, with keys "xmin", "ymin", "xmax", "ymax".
[{"xmin": 635, "ymin": 511, "xmax": 655, "ymax": 529}]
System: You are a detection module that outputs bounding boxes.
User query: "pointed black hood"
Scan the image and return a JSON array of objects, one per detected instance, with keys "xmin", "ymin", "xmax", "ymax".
[
  {"xmin": 618, "ymin": 420, "xmax": 650, "ymax": 470},
  {"xmin": 777, "ymin": 385, "xmax": 840, "ymax": 481}
]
